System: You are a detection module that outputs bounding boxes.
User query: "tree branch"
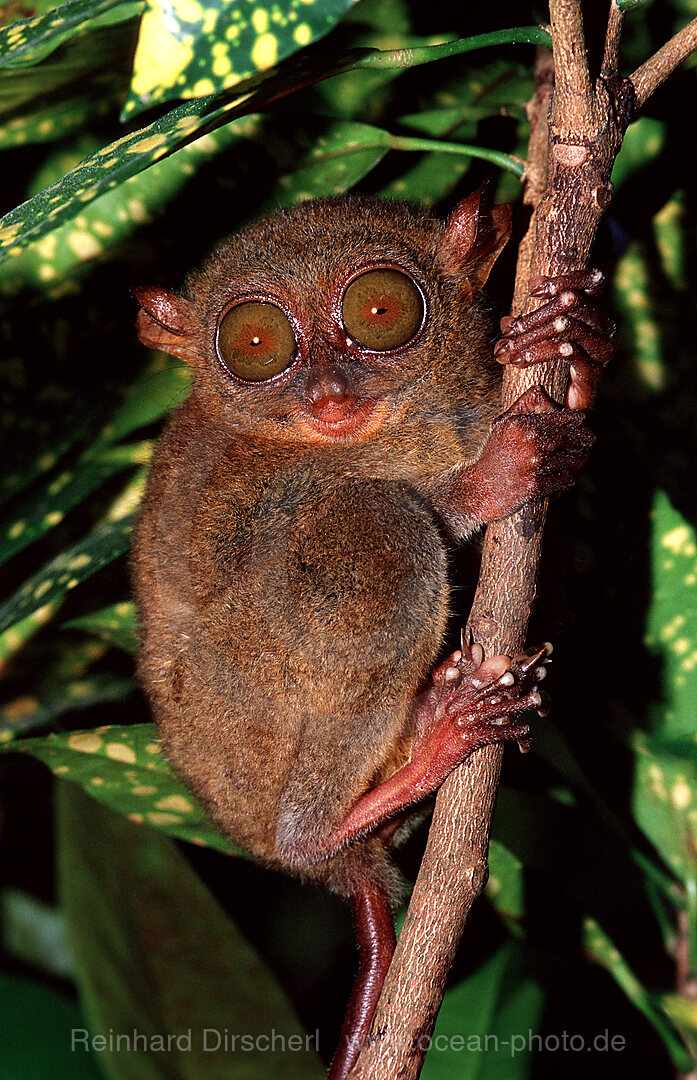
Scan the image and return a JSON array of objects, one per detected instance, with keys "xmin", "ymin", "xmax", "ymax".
[
  {"xmin": 548, "ymin": 0, "xmax": 595, "ymax": 133},
  {"xmin": 631, "ymin": 15, "xmax": 697, "ymax": 109},
  {"xmin": 350, "ymin": 4, "xmax": 697, "ymax": 1077},
  {"xmin": 350, "ymin": 46, "xmax": 558, "ymax": 1078}
]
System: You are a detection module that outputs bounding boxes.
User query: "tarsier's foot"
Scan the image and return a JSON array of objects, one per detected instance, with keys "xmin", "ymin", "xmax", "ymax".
[
  {"xmin": 425, "ymin": 640, "xmax": 552, "ymax": 765},
  {"xmin": 494, "ymin": 269, "xmax": 613, "ymax": 410}
]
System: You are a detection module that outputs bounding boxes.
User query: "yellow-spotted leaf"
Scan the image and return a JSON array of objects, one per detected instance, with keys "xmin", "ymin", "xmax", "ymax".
[
  {"xmin": 0, "ymin": 86, "xmax": 111, "ymax": 150},
  {"xmin": 125, "ymin": 0, "xmax": 353, "ymax": 116},
  {"xmin": 0, "ymin": 0, "xmax": 142, "ymax": 68},
  {"xmin": 0, "ymin": 512, "xmax": 135, "ymax": 636},
  {"xmin": 0, "ymin": 121, "xmax": 254, "ymax": 294},
  {"xmin": 632, "ymin": 492, "xmax": 697, "ymax": 886},
  {"xmin": 0, "ymin": 674, "xmax": 134, "ymax": 741},
  {"xmin": 0, "ymin": 28, "xmax": 549, "ymax": 262},
  {"xmin": 644, "ymin": 490, "xmax": 697, "ymax": 738},
  {"xmin": 633, "ymin": 735, "xmax": 697, "ymax": 885},
  {"xmin": 0, "ymin": 455, "xmax": 135, "ymax": 568},
  {"xmin": 9, "ymin": 723, "xmax": 240, "ymax": 854},
  {"xmin": 0, "ymin": 22, "xmax": 137, "ymax": 150},
  {"xmin": 612, "ymin": 243, "xmax": 667, "ymax": 395},
  {"xmin": 0, "ymin": 412, "xmax": 98, "ymax": 508},
  {"xmin": 64, "ymin": 601, "xmax": 138, "ymax": 654}
]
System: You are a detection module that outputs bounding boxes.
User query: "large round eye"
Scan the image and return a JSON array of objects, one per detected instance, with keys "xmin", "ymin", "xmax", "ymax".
[
  {"xmin": 342, "ymin": 269, "xmax": 424, "ymax": 351},
  {"xmin": 217, "ymin": 301, "xmax": 296, "ymax": 381}
]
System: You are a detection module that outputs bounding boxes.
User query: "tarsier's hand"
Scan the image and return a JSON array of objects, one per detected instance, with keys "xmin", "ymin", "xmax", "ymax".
[
  {"xmin": 470, "ymin": 386, "xmax": 594, "ymax": 522},
  {"xmin": 494, "ymin": 269, "xmax": 613, "ymax": 410}
]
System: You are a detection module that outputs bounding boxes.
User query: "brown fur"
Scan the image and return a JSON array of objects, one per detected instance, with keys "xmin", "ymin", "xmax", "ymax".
[{"xmin": 131, "ymin": 191, "xmax": 510, "ymax": 900}]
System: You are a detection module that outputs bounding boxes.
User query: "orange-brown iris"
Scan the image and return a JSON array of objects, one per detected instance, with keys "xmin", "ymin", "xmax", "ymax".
[
  {"xmin": 342, "ymin": 269, "xmax": 423, "ymax": 351},
  {"xmin": 218, "ymin": 301, "xmax": 296, "ymax": 381}
]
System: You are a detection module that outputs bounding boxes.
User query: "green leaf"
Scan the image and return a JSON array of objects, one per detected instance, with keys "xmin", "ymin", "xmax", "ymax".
[
  {"xmin": 125, "ymin": 0, "xmax": 353, "ymax": 116},
  {"xmin": 398, "ymin": 59, "xmax": 532, "ymax": 135},
  {"xmin": 612, "ymin": 117, "xmax": 666, "ymax": 190},
  {"xmin": 421, "ymin": 941, "xmax": 545, "ymax": 1079},
  {"xmin": 379, "ymin": 143, "xmax": 474, "ymax": 205},
  {"xmin": 255, "ymin": 115, "xmax": 522, "ymax": 216},
  {"xmin": 259, "ymin": 117, "xmax": 391, "ymax": 210},
  {"xmin": 64, "ymin": 601, "xmax": 138, "ymax": 654},
  {"xmin": 344, "ymin": 0, "xmax": 410, "ymax": 32},
  {"xmin": 57, "ymin": 784, "xmax": 325, "ymax": 1079},
  {"xmin": 0, "ymin": 674, "xmax": 134, "ymax": 739},
  {"xmin": 0, "ymin": 971, "xmax": 103, "ymax": 1080},
  {"xmin": 486, "ymin": 839, "xmax": 525, "ymax": 923},
  {"xmin": 0, "ymin": 0, "xmax": 142, "ymax": 68},
  {"xmin": 0, "ymin": 511, "xmax": 135, "ymax": 635},
  {"xmin": 584, "ymin": 916, "xmax": 691, "ymax": 1070},
  {"xmin": 644, "ymin": 490, "xmax": 697, "ymax": 739},
  {"xmin": 0, "ymin": 455, "xmax": 133, "ymax": 568},
  {"xmin": 632, "ymin": 735, "xmax": 697, "ymax": 885},
  {"xmin": 662, "ymin": 993, "xmax": 697, "ymax": 1063},
  {"xmin": 6, "ymin": 722, "xmax": 240, "ymax": 853},
  {"xmin": 0, "ymin": 28, "xmax": 550, "ymax": 262},
  {"xmin": 98, "ymin": 354, "xmax": 191, "ymax": 445}
]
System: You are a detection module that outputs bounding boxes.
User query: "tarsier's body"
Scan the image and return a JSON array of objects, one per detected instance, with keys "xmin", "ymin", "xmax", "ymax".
[{"xmin": 132, "ymin": 190, "xmax": 610, "ymax": 1079}]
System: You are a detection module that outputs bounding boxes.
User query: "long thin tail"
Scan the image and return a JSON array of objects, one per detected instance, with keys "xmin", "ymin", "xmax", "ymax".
[{"xmin": 327, "ymin": 877, "xmax": 396, "ymax": 1080}]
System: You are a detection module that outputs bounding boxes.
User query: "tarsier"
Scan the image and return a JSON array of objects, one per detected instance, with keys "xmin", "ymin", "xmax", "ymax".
[{"xmin": 132, "ymin": 186, "xmax": 611, "ymax": 1080}]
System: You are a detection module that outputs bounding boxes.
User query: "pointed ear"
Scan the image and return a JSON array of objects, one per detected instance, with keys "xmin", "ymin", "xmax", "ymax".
[
  {"xmin": 440, "ymin": 182, "xmax": 512, "ymax": 297},
  {"xmin": 132, "ymin": 286, "xmax": 197, "ymax": 363}
]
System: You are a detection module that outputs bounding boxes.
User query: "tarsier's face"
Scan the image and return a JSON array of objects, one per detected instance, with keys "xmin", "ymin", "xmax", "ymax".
[
  {"xmin": 134, "ymin": 192, "xmax": 511, "ymax": 448},
  {"xmin": 211, "ymin": 255, "xmax": 429, "ymax": 440}
]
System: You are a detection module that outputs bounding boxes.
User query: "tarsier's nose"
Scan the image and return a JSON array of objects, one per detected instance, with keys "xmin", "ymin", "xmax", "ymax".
[{"xmin": 306, "ymin": 365, "xmax": 355, "ymax": 421}]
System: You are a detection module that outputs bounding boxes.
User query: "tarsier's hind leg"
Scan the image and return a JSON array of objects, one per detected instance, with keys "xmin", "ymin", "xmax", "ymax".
[
  {"xmin": 324, "ymin": 641, "xmax": 549, "ymax": 1077},
  {"xmin": 322, "ymin": 641, "xmax": 550, "ymax": 855}
]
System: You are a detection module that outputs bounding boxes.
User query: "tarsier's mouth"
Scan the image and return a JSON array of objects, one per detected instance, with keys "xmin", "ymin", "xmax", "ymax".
[{"xmin": 297, "ymin": 398, "xmax": 387, "ymax": 441}]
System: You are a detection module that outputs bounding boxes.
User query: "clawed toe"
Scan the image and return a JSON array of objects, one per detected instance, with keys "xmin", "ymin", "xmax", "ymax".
[
  {"xmin": 495, "ymin": 269, "xmax": 613, "ymax": 411},
  {"xmin": 438, "ymin": 639, "xmax": 552, "ymax": 728}
]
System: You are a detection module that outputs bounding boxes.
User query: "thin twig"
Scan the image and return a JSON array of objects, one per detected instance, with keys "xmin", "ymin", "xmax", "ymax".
[
  {"xmin": 602, "ymin": 1, "xmax": 624, "ymax": 76},
  {"xmin": 631, "ymin": 16, "xmax": 697, "ymax": 108}
]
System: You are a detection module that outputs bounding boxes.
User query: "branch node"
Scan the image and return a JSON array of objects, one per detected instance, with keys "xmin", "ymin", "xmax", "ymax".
[
  {"xmin": 592, "ymin": 183, "xmax": 613, "ymax": 211},
  {"xmin": 552, "ymin": 142, "xmax": 589, "ymax": 167}
]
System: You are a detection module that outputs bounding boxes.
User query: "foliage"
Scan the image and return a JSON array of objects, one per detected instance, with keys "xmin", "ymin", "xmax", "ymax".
[{"xmin": 0, "ymin": 0, "xmax": 696, "ymax": 1077}]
